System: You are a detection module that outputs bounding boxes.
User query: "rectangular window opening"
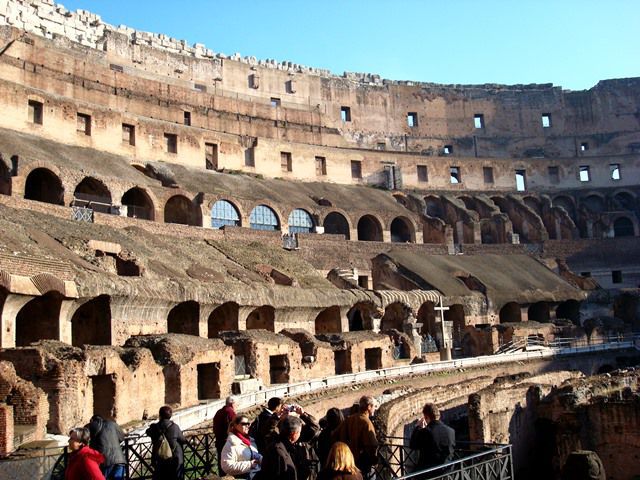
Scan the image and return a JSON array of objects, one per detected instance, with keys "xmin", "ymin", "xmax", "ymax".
[
  {"xmin": 612, "ymin": 270, "xmax": 622, "ymax": 284},
  {"xmin": 443, "ymin": 145, "xmax": 453, "ymax": 155},
  {"xmin": 358, "ymin": 275, "xmax": 369, "ymax": 288},
  {"xmin": 351, "ymin": 160, "xmax": 362, "ymax": 179},
  {"xmin": 280, "ymin": 151, "xmax": 292, "ymax": 172},
  {"xmin": 483, "ymin": 166, "xmax": 494, "ymax": 184},
  {"xmin": 548, "ymin": 166, "xmax": 559, "ymax": 184},
  {"xmin": 610, "ymin": 163, "xmax": 620, "ymax": 181},
  {"xmin": 122, "ymin": 123, "xmax": 135, "ymax": 146},
  {"xmin": 77, "ymin": 113, "xmax": 91, "ymax": 136},
  {"xmin": 376, "ymin": 142, "xmax": 386, "ymax": 151},
  {"xmin": 407, "ymin": 112, "xmax": 418, "ymax": 128},
  {"xmin": 580, "ymin": 142, "xmax": 589, "ymax": 152},
  {"xmin": 579, "ymin": 165, "xmax": 590, "ymax": 182},
  {"xmin": 515, "ymin": 169, "xmax": 526, "ymax": 191},
  {"xmin": 244, "ymin": 147, "xmax": 255, "ymax": 167},
  {"xmin": 286, "ymin": 79, "xmax": 296, "ymax": 94},
  {"xmin": 542, "ymin": 114, "xmax": 552, "ymax": 128},
  {"xmin": 417, "ymin": 165, "xmax": 428, "ymax": 183},
  {"xmin": 315, "ymin": 156, "xmax": 327, "ymax": 176},
  {"xmin": 205, "ymin": 143, "xmax": 218, "ymax": 171},
  {"xmin": 270, "ymin": 97, "xmax": 281, "ymax": 108},
  {"xmin": 184, "ymin": 111, "xmax": 191, "ymax": 126},
  {"xmin": 474, "ymin": 114, "xmax": 484, "ymax": 129},
  {"xmin": 450, "ymin": 166, "xmax": 461, "ymax": 184},
  {"xmin": 341, "ymin": 106, "xmax": 351, "ymax": 122},
  {"xmin": 28, "ymin": 100, "xmax": 43, "ymax": 125},
  {"xmin": 164, "ymin": 133, "xmax": 178, "ymax": 154}
]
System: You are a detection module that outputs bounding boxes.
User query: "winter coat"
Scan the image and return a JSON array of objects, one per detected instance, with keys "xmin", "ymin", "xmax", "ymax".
[
  {"xmin": 86, "ymin": 416, "xmax": 126, "ymax": 467},
  {"xmin": 146, "ymin": 419, "xmax": 187, "ymax": 466},
  {"xmin": 65, "ymin": 445, "xmax": 106, "ymax": 480},
  {"xmin": 409, "ymin": 420, "xmax": 455, "ymax": 470},
  {"xmin": 213, "ymin": 405, "xmax": 236, "ymax": 450},
  {"xmin": 336, "ymin": 413, "xmax": 378, "ymax": 472},
  {"xmin": 220, "ymin": 433, "xmax": 262, "ymax": 477},
  {"xmin": 261, "ymin": 437, "xmax": 297, "ymax": 480}
]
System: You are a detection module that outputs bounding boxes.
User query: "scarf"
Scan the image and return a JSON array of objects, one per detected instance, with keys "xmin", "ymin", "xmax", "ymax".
[{"xmin": 235, "ymin": 431, "xmax": 252, "ymax": 447}]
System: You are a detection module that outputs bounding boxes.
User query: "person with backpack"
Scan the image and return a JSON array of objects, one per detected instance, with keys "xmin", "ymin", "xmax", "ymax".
[{"xmin": 146, "ymin": 405, "xmax": 188, "ymax": 480}]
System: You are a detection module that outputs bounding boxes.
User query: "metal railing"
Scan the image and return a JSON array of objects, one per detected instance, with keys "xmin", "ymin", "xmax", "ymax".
[{"xmin": 495, "ymin": 333, "xmax": 639, "ymax": 354}]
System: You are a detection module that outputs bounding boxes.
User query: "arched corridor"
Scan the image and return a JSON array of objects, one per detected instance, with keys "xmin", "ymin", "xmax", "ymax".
[
  {"xmin": 121, "ymin": 187, "xmax": 154, "ymax": 220},
  {"xmin": 528, "ymin": 302, "xmax": 550, "ymax": 323},
  {"xmin": 347, "ymin": 302, "xmax": 376, "ymax": 331},
  {"xmin": 167, "ymin": 301, "xmax": 200, "ymax": 335},
  {"xmin": 314, "ymin": 306, "xmax": 342, "ymax": 334},
  {"xmin": 323, "ymin": 212, "xmax": 350, "ymax": 239},
  {"xmin": 207, "ymin": 302, "xmax": 239, "ymax": 337},
  {"xmin": 165, "ymin": 195, "xmax": 200, "ymax": 226},
  {"xmin": 24, "ymin": 168, "xmax": 63, "ymax": 205},
  {"xmin": 71, "ymin": 295, "xmax": 112, "ymax": 346},
  {"xmin": 499, "ymin": 302, "xmax": 522, "ymax": 323},
  {"xmin": 380, "ymin": 302, "xmax": 406, "ymax": 331},
  {"xmin": 390, "ymin": 217, "xmax": 414, "ymax": 243},
  {"xmin": 357, "ymin": 215, "xmax": 383, "ymax": 242},
  {"xmin": 16, "ymin": 292, "xmax": 63, "ymax": 346},
  {"xmin": 246, "ymin": 306, "xmax": 275, "ymax": 331}
]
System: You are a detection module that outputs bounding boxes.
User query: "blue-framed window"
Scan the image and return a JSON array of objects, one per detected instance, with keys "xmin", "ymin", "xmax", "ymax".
[
  {"xmin": 250, "ymin": 205, "xmax": 279, "ymax": 231},
  {"xmin": 211, "ymin": 200, "xmax": 240, "ymax": 229},
  {"xmin": 288, "ymin": 209, "xmax": 314, "ymax": 234}
]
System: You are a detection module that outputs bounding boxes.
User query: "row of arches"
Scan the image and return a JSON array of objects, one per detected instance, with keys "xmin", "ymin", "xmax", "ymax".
[{"xmin": 498, "ymin": 300, "xmax": 580, "ymax": 324}]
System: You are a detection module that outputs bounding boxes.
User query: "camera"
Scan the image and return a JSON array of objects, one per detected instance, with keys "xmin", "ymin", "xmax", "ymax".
[{"xmin": 288, "ymin": 404, "xmax": 296, "ymax": 412}]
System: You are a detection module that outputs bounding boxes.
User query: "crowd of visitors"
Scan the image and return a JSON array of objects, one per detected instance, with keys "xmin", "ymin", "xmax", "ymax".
[{"xmin": 62, "ymin": 397, "xmax": 455, "ymax": 480}]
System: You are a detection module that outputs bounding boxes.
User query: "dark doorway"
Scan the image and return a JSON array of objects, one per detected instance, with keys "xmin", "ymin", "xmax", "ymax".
[
  {"xmin": 246, "ymin": 306, "xmax": 275, "ymax": 331},
  {"xmin": 92, "ymin": 374, "xmax": 116, "ymax": 419},
  {"xmin": 380, "ymin": 302, "xmax": 405, "ymax": 331},
  {"xmin": 0, "ymin": 158, "xmax": 11, "ymax": 195},
  {"xmin": 390, "ymin": 217, "xmax": 414, "ymax": 243},
  {"xmin": 121, "ymin": 187, "xmax": 154, "ymax": 220},
  {"xmin": 417, "ymin": 302, "xmax": 437, "ymax": 336},
  {"xmin": 556, "ymin": 300, "xmax": 580, "ymax": 325},
  {"xmin": 357, "ymin": 215, "xmax": 383, "ymax": 242},
  {"xmin": 364, "ymin": 348, "xmax": 382, "ymax": 370},
  {"xmin": 528, "ymin": 302, "xmax": 550, "ymax": 323},
  {"xmin": 197, "ymin": 363, "xmax": 221, "ymax": 400},
  {"xmin": 73, "ymin": 177, "xmax": 112, "ymax": 214},
  {"xmin": 71, "ymin": 295, "xmax": 111, "ymax": 346},
  {"xmin": 613, "ymin": 217, "xmax": 634, "ymax": 237},
  {"xmin": 347, "ymin": 302, "xmax": 375, "ymax": 331},
  {"xmin": 334, "ymin": 350, "xmax": 351, "ymax": 375},
  {"xmin": 315, "ymin": 306, "xmax": 342, "ymax": 334},
  {"xmin": 499, "ymin": 302, "xmax": 522, "ymax": 323},
  {"xmin": 16, "ymin": 292, "xmax": 62, "ymax": 346},
  {"xmin": 269, "ymin": 354, "xmax": 289, "ymax": 384},
  {"xmin": 24, "ymin": 168, "xmax": 64, "ymax": 205},
  {"xmin": 324, "ymin": 212, "xmax": 350, "ymax": 239},
  {"xmin": 164, "ymin": 195, "xmax": 200, "ymax": 226},
  {"xmin": 208, "ymin": 302, "xmax": 239, "ymax": 337},
  {"xmin": 163, "ymin": 366, "xmax": 180, "ymax": 404},
  {"xmin": 167, "ymin": 301, "xmax": 200, "ymax": 336}
]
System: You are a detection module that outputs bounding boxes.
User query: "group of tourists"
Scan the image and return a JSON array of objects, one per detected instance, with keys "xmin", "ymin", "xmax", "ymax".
[{"xmin": 63, "ymin": 396, "xmax": 455, "ymax": 480}]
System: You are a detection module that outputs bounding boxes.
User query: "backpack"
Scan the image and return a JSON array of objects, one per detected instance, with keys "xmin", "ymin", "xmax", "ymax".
[{"xmin": 156, "ymin": 423, "xmax": 173, "ymax": 460}]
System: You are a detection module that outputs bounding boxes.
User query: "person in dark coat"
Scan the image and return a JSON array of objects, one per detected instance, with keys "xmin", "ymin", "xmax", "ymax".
[
  {"xmin": 286, "ymin": 405, "xmax": 321, "ymax": 480},
  {"xmin": 252, "ymin": 397, "xmax": 285, "ymax": 454},
  {"xmin": 317, "ymin": 407, "xmax": 344, "ymax": 468},
  {"xmin": 260, "ymin": 415, "xmax": 302, "ymax": 480},
  {"xmin": 409, "ymin": 403, "xmax": 455, "ymax": 472},
  {"xmin": 146, "ymin": 405, "xmax": 188, "ymax": 480},
  {"xmin": 318, "ymin": 442, "xmax": 362, "ymax": 480},
  {"xmin": 86, "ymin": 415, "xmax": 126, "ymax": 480},
  {"xmin": 65, "ymin": 427, "xmax": 106, "ymax": 480},
  {"xmin": 213, "ymin": 396, "xmax": 237, "ymax": 474}
]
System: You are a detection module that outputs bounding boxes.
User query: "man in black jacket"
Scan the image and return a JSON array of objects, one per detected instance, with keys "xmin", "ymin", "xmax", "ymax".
[
  {"xmin": 409, "ymin": 403, "xmax": 455, "ymax": 472},
  {"xmin": 261, "ymin": 416, "xmax": 303, "ymax": 480},
  {"xmin": 86, "ymin": 414, "xmax": 126, "ymax": 480},
  {"xmin": 146, "ymin": 405, "xmax": 188, "ymax": 480},
  {"xmin": 252, "ymin": 397, "xmax": 285, "ymax": 453}
]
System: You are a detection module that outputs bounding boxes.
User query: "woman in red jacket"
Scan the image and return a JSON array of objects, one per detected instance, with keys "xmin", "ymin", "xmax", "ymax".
[{"xmin": 65, "ymin": 427, "xmax": 106, "ymax": 480}]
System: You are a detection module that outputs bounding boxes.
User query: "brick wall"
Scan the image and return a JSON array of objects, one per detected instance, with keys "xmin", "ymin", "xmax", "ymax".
[{"xmin": 0, "ymin": 403, "xmax": 13, "ymax": 456}]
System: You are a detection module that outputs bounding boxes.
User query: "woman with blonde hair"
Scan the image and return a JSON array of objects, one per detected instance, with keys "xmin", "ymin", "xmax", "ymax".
[{"xmin": 319, "ymin": 441, "xmax": 363, "ymax": 480}]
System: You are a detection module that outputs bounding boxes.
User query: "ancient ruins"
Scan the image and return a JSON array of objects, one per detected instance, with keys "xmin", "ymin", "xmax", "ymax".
[{"xmin": 0, "ymin": 1, "xmax": 638, "ymax": 478}]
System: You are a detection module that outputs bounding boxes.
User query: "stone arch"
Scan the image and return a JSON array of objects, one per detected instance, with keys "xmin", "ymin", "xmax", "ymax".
[
  {"xmin": 444, "ymin": 304, "xmax": 466, "ymax": 344},
  {"xmin": 347, "ymin": 302, "xmax": 376, "ymax": 331},
  {"xmin": 73, "ymin": 177, "xmax": 113, "ymax": 214},
  {"xmin": 207, "ymin": 302, "xmax": 239, "ymax": 337},
  {"xmin": 480, "ymin": 220, "xmax": 499, "ymax": 244},
  {"xmin": 316, "ymin": 198, "xmax": 333, "ymax": 207},
  {"xmin": 210, "ymin": 199, "xmax": 242, "ymax": 229},
  {"xmin": 121, "ymin": 187, "xmax": 155, "ymax": 220},
  {"xmin": 552, "ymin": 195, "xmax": 577, "ymax": 223},
  {"xmin": 528, "ymin": 301, "xmax": 550, "ymax": 323},
  {"xmin": 392, "ymin": 193, "xmax": 409, "ymax": 208},
  {"xmin": 380, "ymin": 302, "xmax": 406, "ymax": 331},
  {"xmin": 164, "ymin": 195, "xmax": 200, "ymax": 226},
  {"xmin": 323, "ymin": 211, "xmax": 351, "ymax": 239},
  {"xmin": 612, "ymin": 190, "xmax": 636, "ymax": 211},
  {"xmin": 556, "ymin": 300, "xmax": 581, "ymax": 325},
  {"xmin": 613, "ymin": 216, "xmax": 635, "ymax": 237},
  {"xmin": 523, "ymin": 196, "xmax": 542, "ymax": 214},
  {"xmin": 71, "ymin": 295, "xmax": 111, "ymax": 346},
  {"xmin": 582, "ymin": 194, "xmax": 606, "ymax": 213},
  {"xmin": 390, "ymin": 216, "xmax": 415, "ymax": 243},
  {"xmin": 249, "ymin": 204, "xmax": 280, "ymax": 231},
  {"xmin": 287, "ymin": 208, "xmax": 315, "ymax": 234},
  {"xmin": 424, "ymin": 195, "xmax": 445, "ymax": 220},
  {"xmin": 0, "ymin": 156, "xmax": 11, "ymax": 195},
  {"xmin": 314, "ymin": 306, "xmax": 342, "ymax": 334},
  {"xmin": 246, "ymin": 306, "xmax": 275, "ymax": 331},
  {"xmin": 24, "ymin": 168, "xmax": 64, "ymax": 205},
  {"xmin": 499, "ymin": 302, "xmax": 522, "ymax": 323},
  {"xmin": 357, "ymin": 215, "xmax": 383, "ymax": 242},
  {"xmin": 16, "ymin": 291, "xmax": 63, "ymax": 346},
  {"xmin": 167, "ymin": 301, "xmax": 200, "ymax": 335},
  {"xmin": 417, "ymin": 301, "xmax": 437, "ymax": 336}
]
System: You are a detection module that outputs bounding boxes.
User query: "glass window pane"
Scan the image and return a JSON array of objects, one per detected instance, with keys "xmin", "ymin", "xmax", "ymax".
[
  {"xmin": 288, "ymin": 209, "xmax": 314, "ymax": 234},
  {"xmin": 211, "ymin": 200, "xmax": 240, "ymax": 229},
  {"xmin": 250, "ymin": 205, "xmax": 279, "ymax": 231}
]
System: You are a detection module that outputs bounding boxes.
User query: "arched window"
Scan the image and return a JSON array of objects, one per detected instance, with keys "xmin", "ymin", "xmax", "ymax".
[
  {"xmin": 288, "ymin": 209, "xmax": 314, "ymax": 234},
  {"xmin": 250, "ymin": 205, "xmax": 280, "ymax": 231},
  {"xmin": 357, "ymin": 215, "xmax": 383, "ymax": 242},
  {"xmin": 390, "ymin": 217, "xmax": 414, "ymax": 243},
  {"xmin": 24, "ymin": 168, "xmax": 64, "ymax": 205},
  {"xmin": 121, "ymin": 187, "xmax": 154, "ymax": 220},
  {"xmin": 614, "ymin": 217, "xmax": 634, "ymax": 237},
  {"xmin": 324, "ymin": 212, "xmax": 350, "ymax": 239},
  {"xmin": 211, "ymin": 200, "xmax": 241, "ymax": 229}
]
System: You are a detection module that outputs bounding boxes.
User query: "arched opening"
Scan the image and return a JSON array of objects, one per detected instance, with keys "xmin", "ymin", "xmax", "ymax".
[
  {"xmin": 612, "ymin": 192, "xmax": 635, "ymax": 211},
  {"xmin": 249, "ymin": 205, "xmax": 280, "ymax": 231},
  {"xmin": 347, "ymin": 302, "xmax": 376, "ymax": 331},
  {"xmin": 523, "ymin": 196, "xmax": 542, "ymax": 214},
  {"xmin": 73, "ymin": 177, "xmax": 112, "ymax": 214},
  {"xmin": 288, "ymin": 209, "xmax": 315, "ymax": 234},
  {"xmin": 553, "ymin": 195, "xmax": 577, "ymax": 223},
  {"xmin": 16, "ymin": 292, "xmax": 63, "ymax": 346},
  {"xmin": 390, "ymin": 217, "xmax": 415, "ymax": 243},
  {"xmin": 324, "ymin": 212, "xmax": 350, "ymax": 239},
  {"xmin": 556, "ymin": 300, "xmax": 580, "ymax": 325},
  {"xmin": 444, "ymin": 304, "xmax": 465, "ymax": 346},
  {"xmin": 316, "ymin": 198, "xmax": 332, "ymax": 207},
  {"xmin": 246, "ymin": 306, "xmax": 275, "ymax": 331},
  {"xmin": 380, "ymin": 302, "xmax": 406, "ymax": 331},
  {"xmin": 614, "ymin": 217, "xmax": 634, "ymax": 237},
  {"xmin": 314, "ymin": 306, "xmax": 342, "ymax": 334},
  {"xmin": 210, "ymin": 200, "xmax": 241, "ymax": 229},
  {"xmin": 424, "ymin": 196, "xmax": 445, "ymax": 220},
  {"xmin": 417, "ymin": 302, "xmax": 437, "ymax": 336},
  {"xmin": 24, "ymin": 168, "xmax": 63, "ymax": 205},
  {"xmin": 207, "ymin": 302, "xmax": 239, "ymax": 337},
  {"xmin": 582, "ymin": 195, "xmax": 605, "ymax": 213},
  {"xmin": 167, "ymin": 301, "xmax": 200, "ymax": 336},
  {"xmin": 71, "ymin": 295, "xmax": 111, "ymax": 346},
  {"xmin": 393, "ymin": 194, "xmax": 408, "ymax": 208},
  {"xmin": 165, "ymin": 195, "xmax": 200, "ymax": 226},
  {"xmin": 528, "ymin": 302, "xmax": 550, "ymax": 323},
  {"xmin": 357, "ymin": 215, "xmax": 383, "ymax": 242},
  {"xmin": 499, "ymin": 302, "xmax": 522, "ymax": 323},
  {"xmin": 0, "ymin": 158, "xmax": 11, "ymax": 195},
  {"xmin": 480, "ymin": 221, "xmax": 498, "ymax": 244},
  {"xmin": 121, "ymin": 187, "xmax": 154, "ymax": 220}
]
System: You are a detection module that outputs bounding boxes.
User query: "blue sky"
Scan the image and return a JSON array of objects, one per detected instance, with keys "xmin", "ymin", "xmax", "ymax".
[{"xmin": 60, "ymin": 0, "xmax": 639, "ymax": 90}]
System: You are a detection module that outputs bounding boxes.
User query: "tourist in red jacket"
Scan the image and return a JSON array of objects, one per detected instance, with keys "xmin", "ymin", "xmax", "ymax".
[{"xmin": 65, "ymin": 427, "xmax": 106, "ymax": 480}]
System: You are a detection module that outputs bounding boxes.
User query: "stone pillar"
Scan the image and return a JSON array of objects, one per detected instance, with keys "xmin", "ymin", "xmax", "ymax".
[
  {"xmin": 414, "ymin": 230, "xmax": 424, "ymax": 244},
  {"xmin": 58, "ymin": 299, "xmax": 80, "ymax": 345},
  {"xmin": 382, "ymin": 230, "xmax": 391, "ymax": 243},
  {"xmin": 349, "ymin": 228, "xmax": 358, "ymax": 241},
  {"xmin": 472, "ymin": 221, "xmax": 482, "ymax": 244},
  {"xmin": 200, "ymin": 305, "xmax": 216, "ymax": 338}
]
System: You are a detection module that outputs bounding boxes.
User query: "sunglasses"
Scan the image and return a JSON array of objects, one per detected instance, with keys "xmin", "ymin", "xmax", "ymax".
[{"xmin": 239, "ymin": 422, "xmax": 251, "ymax": 426}]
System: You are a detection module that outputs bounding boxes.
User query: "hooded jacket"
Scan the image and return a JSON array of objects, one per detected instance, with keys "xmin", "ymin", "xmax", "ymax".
[{"xmin": 86, "ymin": 416, "xmax": 126, "ymax": 467}]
